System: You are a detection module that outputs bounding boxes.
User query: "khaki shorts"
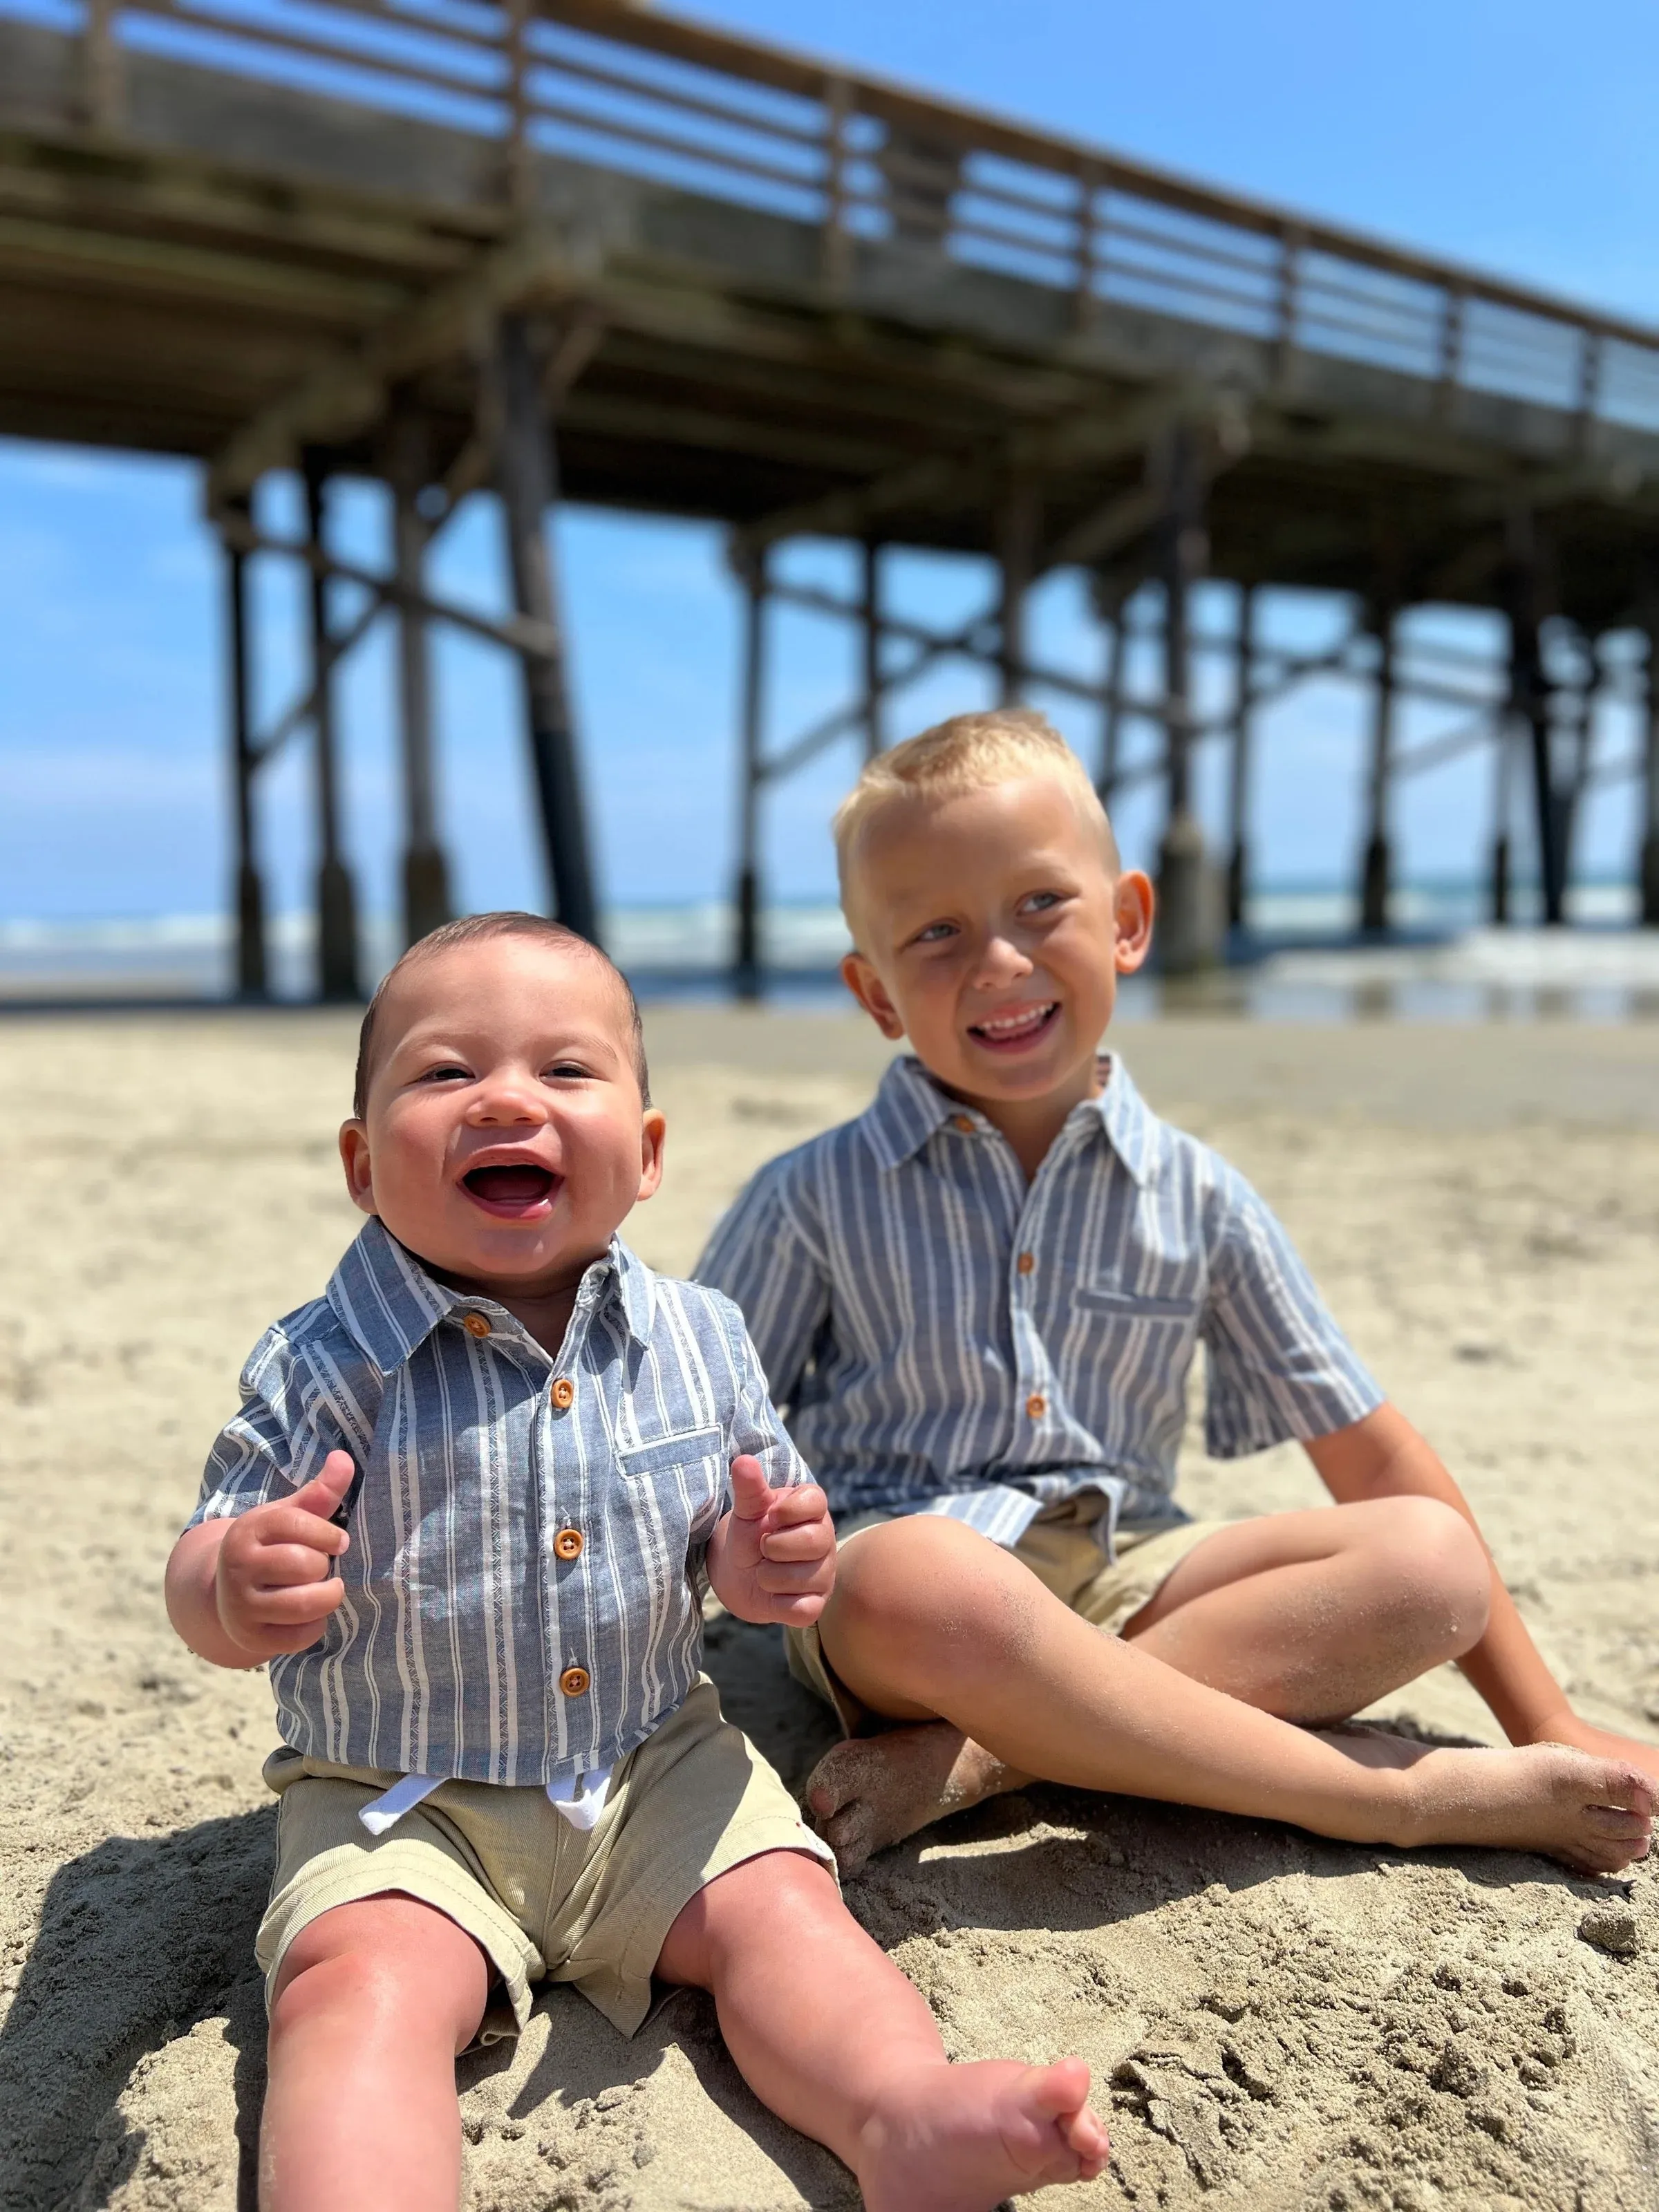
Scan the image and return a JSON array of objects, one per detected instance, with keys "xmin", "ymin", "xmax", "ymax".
[
  {"xmin": 787, "ymin": 1498, "xmax": 1231, "ymax": 1735},
  {"xmin": 256, "ymin": 1677, "xmax": 835, "ymax": 2043}
]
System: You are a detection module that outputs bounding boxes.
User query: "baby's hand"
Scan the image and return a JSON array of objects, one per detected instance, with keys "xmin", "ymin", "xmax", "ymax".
[
  {"xmin": 214, "ymin": 1450, "xmax": 356, "ymax": 1659},
  {"xmin": 706, "ymin": 1456, "xmax": 835, "ymax": 1628}
]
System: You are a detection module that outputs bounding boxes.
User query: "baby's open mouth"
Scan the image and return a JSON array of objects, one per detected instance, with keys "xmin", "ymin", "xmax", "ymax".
[
  {"xmin": 967, "ymin": 1002, "xmax": 1060, "ymax": 1051},
  {"xmin": 461, "ymin": 1163, "xmax": 559, "ymax": 1218}
]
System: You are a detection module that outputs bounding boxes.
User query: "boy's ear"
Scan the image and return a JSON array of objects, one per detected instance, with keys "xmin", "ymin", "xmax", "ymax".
[
  {"xmin": 636, "ymin": 1107, "xmax": 668, "ymax": 1204},
  {"xmin": 339, "ymin": 1121, "xmax": 379, "ymax": 1217},
  {"xmin": 1112, "ymin": 870, "xmax": 1156, "ymax": 974},
  {"xmin": 839, "ymin": 950, "xmax": 908, "ymax": 1041}
]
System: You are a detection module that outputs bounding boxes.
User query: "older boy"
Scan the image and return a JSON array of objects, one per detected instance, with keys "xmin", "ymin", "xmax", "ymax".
[
  {"xmin": 697, "ymin": 711, "xmax": 1656, "ymax": 1876},
  {"xmin": 165, "ymin": 913, "xmax": 1109, "ymax": 2212}
]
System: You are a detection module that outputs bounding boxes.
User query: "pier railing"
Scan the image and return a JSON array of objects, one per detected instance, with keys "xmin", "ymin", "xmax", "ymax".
[{"xmin": 20, "ymin": 0, "xmax": 1659, "ymax": 433}]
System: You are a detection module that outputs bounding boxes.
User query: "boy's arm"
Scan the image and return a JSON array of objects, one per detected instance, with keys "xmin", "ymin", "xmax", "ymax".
[
  {"xmin": 694, "ymin": 1158, "xmax": 831, "ymax": 1414},
  {"xmin": 702, "ymin": 1299, "xmax": 834, "ymax": 1627},
  {"xmin": 1306, "ymin": 1405, "xmax": 1659, "ymax": 1780}
]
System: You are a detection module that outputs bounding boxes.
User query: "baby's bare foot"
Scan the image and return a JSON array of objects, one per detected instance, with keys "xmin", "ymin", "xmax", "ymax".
[
  {"xmin": 805, "ymin": 1725, "xmax": 1029, "ymax": 1872},
  {"xmin": 858, "ymin": 2056, "xmax": 1108, "ymax": 2212},
  {"xmin": 1374, "ymin": 1741, "xmax": 1655, "ymax": 1873}
]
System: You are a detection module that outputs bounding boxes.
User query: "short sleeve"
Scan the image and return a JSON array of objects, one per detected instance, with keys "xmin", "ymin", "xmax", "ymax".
[
  {"xmin": 1201, "ymin": 1165, "xmax": 1383, "ymax": 1459},
  {"xmin": 187, "ymin": 1325, "xmax": 349, "ymax": 1530},
  {"xmin": 695, "ymin": 1152, "xmax": 832, "ymax": 1416},
  {"xmin": 718, "ymin": 1299, "xmax": 815, "ymax": 1495}
]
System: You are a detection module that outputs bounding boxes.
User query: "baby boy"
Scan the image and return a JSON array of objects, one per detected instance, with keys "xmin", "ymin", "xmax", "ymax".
[{"xmin": 165, "ymin": 913, "xmax": 1109, "ymax": 2212}]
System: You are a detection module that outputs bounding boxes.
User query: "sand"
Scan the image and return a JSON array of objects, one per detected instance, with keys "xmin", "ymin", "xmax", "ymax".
[{"xmin": 3, "ymin": 1006, "xmax": 1658, "ymax": 2212}]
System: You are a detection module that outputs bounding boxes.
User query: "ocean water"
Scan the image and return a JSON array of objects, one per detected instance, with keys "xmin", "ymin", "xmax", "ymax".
[{"xmin": 2, "ymin": 885, "xmax": 1658, "ymax": 1021}]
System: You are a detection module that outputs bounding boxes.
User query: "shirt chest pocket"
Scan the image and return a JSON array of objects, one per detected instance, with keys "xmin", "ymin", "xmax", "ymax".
[
  {"xmin": 615, "ymin": 1425, "xmax": 727, "ymax": 1544},
  {"xmin": 1072, "ymin": 1285, "xmax": 1201, "ymax": 1411}
]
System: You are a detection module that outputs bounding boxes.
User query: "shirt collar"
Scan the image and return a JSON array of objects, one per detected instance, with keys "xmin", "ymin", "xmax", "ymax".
[
  {"xmin": 326, "ymin": 1217, "xmax": 657, "ymax": 1376},
  {"xmin": 861, "ymin": 1051, "xmax": 1157, "ymax": 1186}
]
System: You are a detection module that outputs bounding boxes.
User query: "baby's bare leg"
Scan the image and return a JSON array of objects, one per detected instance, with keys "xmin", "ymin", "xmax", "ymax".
[
  {"xmin": 810, "ymin": 1517, "xmax": 1651, "ymax": 1873},
  {"xmin": 262, "ymin": 1895, "xmax": 489, "ymax": 2212},
  {"xmin": 1120, "ymin": 1497, "xmax": 1492, "ymax": 1719},
  {"xmin": 655, "ymin": 1850, "xmax": 1109, "ymax": 2212}
]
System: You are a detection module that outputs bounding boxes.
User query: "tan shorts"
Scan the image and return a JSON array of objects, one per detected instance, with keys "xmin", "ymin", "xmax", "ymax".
[
  {"xmin": 256, "ymin": 1676, "xmax": 835, "ymax": 2043},
  {"xmin": 787, "ymin": 1499, "xmax": 1231, "ymax": 1735}
]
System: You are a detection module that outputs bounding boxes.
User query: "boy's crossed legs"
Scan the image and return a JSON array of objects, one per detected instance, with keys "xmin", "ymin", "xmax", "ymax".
[
  {"xmin": 804, "ymin": 1497, "xmax": 1654, "ymax": 1873},
  {"xmin": 262, "ymin": 1853, "xmax": 1107, "ymax": 2212}
]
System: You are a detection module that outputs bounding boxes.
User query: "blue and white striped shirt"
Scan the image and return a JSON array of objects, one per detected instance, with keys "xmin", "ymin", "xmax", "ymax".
[
  {"xmin": 697, "ymin": 1054, "xmax": 1381, "ymax": 1553},
  {"xmin": 191, "ymin": 1219, "xmax": 807, "ymax": 1789}
]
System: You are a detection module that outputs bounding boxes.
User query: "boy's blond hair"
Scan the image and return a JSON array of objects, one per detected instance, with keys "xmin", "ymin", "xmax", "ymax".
[{"xmin": 832, "ymin": 709, "xmax": 1119, "ymax": 914}]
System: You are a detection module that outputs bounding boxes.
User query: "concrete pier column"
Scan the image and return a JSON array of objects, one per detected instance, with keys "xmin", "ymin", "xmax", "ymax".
[
  {"xmin": 493, "ymin": 312, "xmax": 599, "ymax": 944},
  {"xmin": 1154, "ymin": 424, "xmax": 1219, "ymax": 973},
  {"xmin": 1504, "ymin": 520, "xmax": 1563, "ymax": 925},
  {"xmin": 388, "ymin": 410, "xmax": 452, "ymax": 948},
  {"xmin": 1642, "ymin": 623, "xmax": 1659, "ymax": 925},
  {"xmin": 732, "ymin": 547, "xmax": 769, "ymax": 1000},
  {"xmin": 1359, "ymin": 602, "xmax": 1398, "ymax": 934},
  {"xmin": 1226, "ymin": 583, "xmax": 1257, "ymax": 932},
  {"xmin": 860, "ymin": 538, "xmax": 884, "ymax": 761},
  {"xmin": 302, "ymin": 457, "xmax": 362, "ymax": 1002},
  {"xmin": 223, "ymin": 496, "xmax": 267, "ymax": 999},
  {"xmin": 997, "ymin": 469, "xmax": 1040, "ymax": 704},
  {"xmin": 1089, "ymin": 569, "xmax": 1127, "ymax": 803}
]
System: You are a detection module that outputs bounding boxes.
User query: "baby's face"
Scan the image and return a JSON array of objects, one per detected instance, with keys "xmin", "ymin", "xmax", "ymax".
[
  {"xmin": 339, "ymin": 939, "xmax": 664, "ymax": 1298},
  {"xmin": 840, "ymin": 773, "xmax": 1152, "ymax": 1108}
]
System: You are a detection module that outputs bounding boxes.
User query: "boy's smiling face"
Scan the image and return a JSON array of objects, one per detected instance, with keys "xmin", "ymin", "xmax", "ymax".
[
  {"xmin": 339, "ymin": 937, "xmax": 665, "ymax": 1302},
  {"xmin": 839, "ymin": 772, "xmax": 1153, "ymax": 1126}
]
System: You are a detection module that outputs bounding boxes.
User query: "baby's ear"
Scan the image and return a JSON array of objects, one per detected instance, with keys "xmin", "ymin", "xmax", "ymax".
[
  {"xmin": 338, "ymin": 1121, "xmax": 379, "ymax": 1216},
  {"xmin": 636, "ymin": 1107, "xmax": 668, "ymax": 1201}
]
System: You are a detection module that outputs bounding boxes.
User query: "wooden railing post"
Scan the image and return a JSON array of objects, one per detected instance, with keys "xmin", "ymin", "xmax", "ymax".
[
  {"xmin": 79, "ymin": 0, "xmax": 124, "ymax": 131},
  {"xmin": 819, "ymin": 74, "xmax": 852, "ymax": 297},
  {"xmin": 1273, "ymin": 226, "xmax": 1304, "ymax": 391},
  {"xmin": 503, "ymin": 0, "xmax": 532, "ymax": 213},
  {"xmin": 1434, "ymin": 287, "xmax": 1466, "ymax": 420}
]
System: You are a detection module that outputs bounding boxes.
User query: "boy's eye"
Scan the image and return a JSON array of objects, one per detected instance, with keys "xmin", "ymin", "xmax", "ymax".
[
  {"xmin": 420, "ymin": 1064, "xmax": 471, "ymax": 1084},
  {"xmin": 910, "ymin": 921, "xmax": 957, "ymax": 947},
  {"xmin": 545, "ymin": 1061, "xmax": 592, "ymax": 1080},
  {"xmin": 1020, "ymin": 891, "xmax": 1065, "ymax": 916}
]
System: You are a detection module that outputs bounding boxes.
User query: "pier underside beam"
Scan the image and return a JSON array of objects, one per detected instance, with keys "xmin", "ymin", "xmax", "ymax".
[
  {"xmin": 492, "ymin": 311, "xmax": 599, "ymax": 946},
  {"xmin": 1643, "ymin": 621, "xmax": 1659, "ymax": 926},
  {"xmin": 733, "ymin": 550, "xmax": 769, "ymax": 1000}
]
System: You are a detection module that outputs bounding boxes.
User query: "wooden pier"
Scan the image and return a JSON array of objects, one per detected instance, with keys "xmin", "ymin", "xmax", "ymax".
[{"xmin": 4, "ymin": 0, "xmax": 1659, "ymax": 985}]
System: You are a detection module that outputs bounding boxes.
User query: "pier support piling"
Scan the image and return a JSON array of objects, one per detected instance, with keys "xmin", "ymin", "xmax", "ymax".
[
  {"xmin": 1089, "ymin": 569, "xmax": 1128, "ymax": 804},
  {"xmin": 302, "ymin": 457, "xmax": 362, "ymax": 1001},
  {"xmin": 223, "ymin": 496, "xmax": 267, "ymax": 999},
  {"xmin": 1642, "ymin": 621, "xmax": 1659, "ymax": 926},
  {"xmin": 389, "ymin": 410, "xmax": 452, "ymax": 949},
  {"xmin": 1359, "ymin": 601, "xmax": 1398, "ymax": 934},
  {"xmin": 733, "ymin": 548, "xmax": 769, "ymax": 998},
  {"xmin": 494, "ymin": 311, "xmax": 599, "ymax": 944},
  {"xmin": 1226, "ymin": 583, "xmax": 1257, "ymax": 931},
  {"xmin": 860, "ymin": 538, "xmax": 885, "ymax": 761},
  {"xmin": 1153, "ymin": 424, "xmax": 1219, "ymax": 973},
  {"xmin": 1504, "ymin": 522, "xmax": 1564, "ymax": 924},
  {"xmin": 997, "ymin": 469, "xmax": 1040, "ymax": 704}
]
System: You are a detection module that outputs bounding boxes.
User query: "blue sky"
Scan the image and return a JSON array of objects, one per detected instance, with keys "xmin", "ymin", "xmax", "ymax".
[{"xmin": 2, "ymin": 0, "xmax": 1656, "ymax": 930}]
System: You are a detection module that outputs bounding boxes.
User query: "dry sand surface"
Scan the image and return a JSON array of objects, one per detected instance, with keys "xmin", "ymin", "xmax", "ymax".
[{"xmin": 3, "ymin": 1006, "xmax": 1659, "ymax": 2212}]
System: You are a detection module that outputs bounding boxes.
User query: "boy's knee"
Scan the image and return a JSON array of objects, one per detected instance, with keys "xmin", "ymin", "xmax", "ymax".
[
  {"xmin": 830, "ymin": 1516, "xmax": 1040, "ymax": 1691},
  {"xmin": 269, "ymin": 1899, "xmax": 487, "ymax": 2050},
  {"xmin": 1371, "ymin": 1496, "xmax": 1491, "ymax": 1652}
]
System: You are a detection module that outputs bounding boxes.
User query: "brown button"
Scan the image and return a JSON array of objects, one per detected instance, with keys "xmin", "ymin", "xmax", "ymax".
[
  {"xmin": 462, "ymin": 1312, "xmax": 491, "ymax": 1339},
  {"xmin": 1016, "ymin": 1252, "xmax": 1035, "ymax": 1276},
  {"xmin": 952, "ymin": 1114, "xmax": 975, "ymax": 1134},
  {"xmin": 559, "ymin": 1664, "xmax": 590, "ymax": 1698},
  {"xmin": 1025, "ymin": 1393, "xmax": 1047, "ymax": 1419},
  {"xmin": 553, "ymin": 1527, "xmax": 583, "ymax": 1562},
  {"xmin": 550, "ymin": 1376, "xmax": 575, "ymax": 1412}
]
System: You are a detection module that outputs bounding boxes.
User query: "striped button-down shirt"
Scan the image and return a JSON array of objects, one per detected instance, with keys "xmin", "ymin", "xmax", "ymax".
[
  {"xmin": 697, "ymin": 1053, "xmax": 1380, "ymax": 1551},
  {"xmin": 190, "ymin": 1219, "xmax": 806, "ymax": 1788}
]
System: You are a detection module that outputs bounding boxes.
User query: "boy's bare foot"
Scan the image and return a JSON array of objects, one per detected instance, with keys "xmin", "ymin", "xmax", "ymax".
[
  {"xmin": 1377, "ymin": 1740, "xmax": 1654, "ymax": 1873},
  {"xmin": 858, "ymin": 2056, "xmax": 1108, "ymax": 2212},
  {"xmin": 805, "ymin": 1725, "xmax": 1029, "ymax": 1872}
]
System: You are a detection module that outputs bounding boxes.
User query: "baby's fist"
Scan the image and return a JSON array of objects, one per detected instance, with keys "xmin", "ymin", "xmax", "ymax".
[
  {"xmin": 214, "ymin": 1450, "xmax": 356, "ymax": 1658},
  {"xmin": 707, "ymin": 1456, "xmax": 836, "ymax": 1627}
]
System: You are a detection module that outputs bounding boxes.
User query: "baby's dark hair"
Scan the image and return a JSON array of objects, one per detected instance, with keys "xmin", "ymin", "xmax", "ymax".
[{"xmin": 352, "ymin": 912, "xmax": 650, "ymax": 1119}]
